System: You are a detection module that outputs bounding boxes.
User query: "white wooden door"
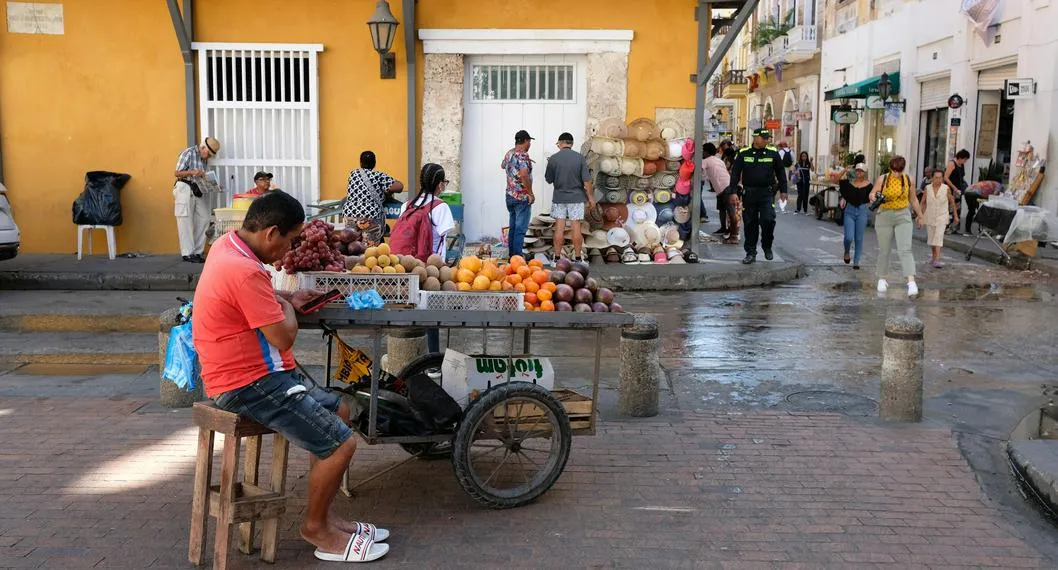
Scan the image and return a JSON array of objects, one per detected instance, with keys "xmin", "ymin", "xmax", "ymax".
[
  {"xmin": 461, "ymin": 54, "xmax": 588, "ymax": 241},
  {"xmin": 193, "ymin": 43, "xmax": 322, "ymax": 207}
]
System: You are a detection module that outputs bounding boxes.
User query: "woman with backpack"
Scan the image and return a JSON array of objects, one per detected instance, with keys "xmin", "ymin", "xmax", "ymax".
[
  {"xmin": 393, "ymin": 163, "xmax": 455, "ymax": 353},
  {"xmin": 868, "ymin": 155, "xmax": 925, "ymax": 297}
]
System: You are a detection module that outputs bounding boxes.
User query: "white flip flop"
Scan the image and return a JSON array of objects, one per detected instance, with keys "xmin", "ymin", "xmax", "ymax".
[
  {"xmin": 354, "ymin": 522, "xmax": 389, "ymax": 542},
  {"xmin": 314, "ymin": 533, "xmax": 389, "ymax": 563}
]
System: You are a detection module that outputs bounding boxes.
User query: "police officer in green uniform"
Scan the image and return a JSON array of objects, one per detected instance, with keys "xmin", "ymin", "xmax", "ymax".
[{"xmin": 727, "ymin": 129, "xmax": 789, "ymax": 264}]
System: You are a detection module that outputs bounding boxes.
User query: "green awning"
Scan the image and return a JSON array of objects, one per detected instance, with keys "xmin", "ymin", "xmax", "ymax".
[{"xmin": 824, "ymin": 74, "xmax": 901, "ymax": 101}]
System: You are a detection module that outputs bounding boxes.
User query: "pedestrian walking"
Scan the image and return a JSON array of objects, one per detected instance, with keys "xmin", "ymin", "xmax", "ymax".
[
  {"xmin": 343, "ymin": 150, "xmax": 404, "ymax": 246},
  {"xmin": 501, "ymin": 130, "xmax": 535, "ymax": 257},
  {"xmin": 194, "ymin": 191, "xmax": 391, "ymax": 562},
  {"xmin": 869, "ymin": 155, "xmax": 925, "ymax": 297},
  {"xmin": 544, "ymin": 132, "xmax": 594, "ymax": 264},
  {"xmin": 173, "ymin": 136, "xmax": 220, "ymax": 263},
  {"xmin": 838, "ymin": 163, "xmax": 872, "ymax": 269},
  {"xmin": 702, "ymin": 143, "xmax": 737, "ymax": 243},
  {"xmin": 728, "ymin": 129, "xmax": 789, "ymax": 264},
  {"xmin": 920, "ymin": 169, "xmax": 958, "ymax": 268},
  {"xmin": 794, "ymin": 152, "xmax": 813, "ymax": 214},
  {"xmin": 943, "ymin": 149, "xmax": 970, "ymax": 234}
]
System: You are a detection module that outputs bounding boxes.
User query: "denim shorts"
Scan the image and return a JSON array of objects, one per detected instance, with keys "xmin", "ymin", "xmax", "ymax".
[{"xmin": 214, "ymin": 370, "xmax": 354, "ymax": 459}]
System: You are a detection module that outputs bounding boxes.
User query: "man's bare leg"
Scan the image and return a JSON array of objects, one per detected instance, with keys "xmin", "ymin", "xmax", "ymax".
[
  {"xmin": 571, "ymin": 220, "xmax": 583, "ymax": 260},
  {"xmin": 300, "ymin": 437, "xmax": 357, "ymax": 553},
  {"xmin": 318, "ymin": 401, "xmax": 372, "ymax": 535},
  {"xmin": 552, "ymin": 218, "xmax": 567, "ymax": 261}
]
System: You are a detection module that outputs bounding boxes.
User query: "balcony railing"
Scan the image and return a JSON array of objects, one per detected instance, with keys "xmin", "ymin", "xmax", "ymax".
[{"xmin": 760, "ymin": 24, "xmax": 820, "ymax": 66}]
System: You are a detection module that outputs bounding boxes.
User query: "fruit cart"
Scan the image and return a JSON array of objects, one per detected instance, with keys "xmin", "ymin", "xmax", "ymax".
[
  {"xmin": 808, "ymin": 180, "xmax": 844, "ymax": 225},
  {"xmin": 297, "ymin": 307, "xmax": 633, "ymax": 509}
]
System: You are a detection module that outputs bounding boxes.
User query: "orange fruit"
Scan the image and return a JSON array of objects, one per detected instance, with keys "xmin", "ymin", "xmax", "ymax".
[
  {"xmin": 456, "ymin": 268, "xmax": 476, "ymax": 283},
  {"xmin": 542, "ymin": 281, "xmax": 557, "ymax": 293},
  {"xmin": 505, "ymin": 274, "xmax": 523, "ymax": 285},
  {"xmin": 523, "ymin": 280, "xmax": 539, "ymax": 294},
  {"xmin": 472, "ymin": 275, "xmax": 491, "ymax": 291},
  {"xmin": 457, "ymin": 281, "xmax": 472, "ymax": 291},
  {"xmin": 489, "ymin": 280, "xmax": 503, "ymax": 291},
  {"xmin": 517, "ymin": 265, "xmax": 533, "ymax": 279},
  {"xmin": 502, "ymin": 281, "xmax": 514, "ymax": 291},
  {"xmin": 524, "ymin": 292, "xmax": 538, "ymax": 305},
  {"xmin": 499, "ymin": 264, "xmax": 511, "ymax": 276},
  {"xmin": 524, "ymin": 302, "xmax": 534, "ymax": 311},
  {"xmin": 481, "ymin": 262, "xmax": 499, "ymax": 281},
  {"xmin": 515, "ymin": 283, "xmax": 526, "ymax": 292},
  {"xmin": 537, "ymin": 289, "xmax": 552, "ymax": 302},
  {"xmin": 528, "ymin": 259, "xmax": 544, "ymax": 269},
  {"xmin": 510, "ymin": 255, "xmax": 527, "ymax": 267},
  {"xmin": 532, "ymin": 270, "xmax": 549, "ymax": 285},
  {"xmin": 540, "ymin": 300, "xmax": 555, "ymax": 312},
  {"xmin": 459, "ymin": 256, "xmax": 483, "ymax": 273}
]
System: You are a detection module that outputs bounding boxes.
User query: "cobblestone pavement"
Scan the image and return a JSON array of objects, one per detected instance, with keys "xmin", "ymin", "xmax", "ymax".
[{"xmin": 0, "ymin": 395, "xmax": 1049, "ymax": 569}]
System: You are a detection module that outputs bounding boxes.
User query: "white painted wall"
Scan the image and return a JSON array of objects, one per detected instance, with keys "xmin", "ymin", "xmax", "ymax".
[{"xmin": 817, "ymin": 0, "xmax": 1058, "ymax": 211}]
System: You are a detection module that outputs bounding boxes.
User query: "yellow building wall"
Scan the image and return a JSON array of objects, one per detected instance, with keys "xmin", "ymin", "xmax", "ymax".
[{"xmin": 1, "ymin": 0, "xmax": 699, "ymax": 254}]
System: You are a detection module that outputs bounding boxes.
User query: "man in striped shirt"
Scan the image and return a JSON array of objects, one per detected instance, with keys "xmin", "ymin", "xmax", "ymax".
[{"xmin": 173, "ymin": 136, "xmax": 220, "ymax": 262}]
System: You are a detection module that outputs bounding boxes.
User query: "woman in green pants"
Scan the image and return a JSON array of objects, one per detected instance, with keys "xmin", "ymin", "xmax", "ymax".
[{"xmin": 868, "ymin": 155, "xmax": 925, "ymax": 297}]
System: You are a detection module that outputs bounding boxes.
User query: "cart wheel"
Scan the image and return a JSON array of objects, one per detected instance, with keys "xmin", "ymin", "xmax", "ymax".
[
  {"xmin": 396, "ymin": 352, "xmax": 444, "ymax": 380},
  {"xmin": 399, "ymin": 441, "xmax": 452, "ymax": 460},
  {"xmin": 451, "ymin": 382, "xmax": 572, "ymax": 509}
]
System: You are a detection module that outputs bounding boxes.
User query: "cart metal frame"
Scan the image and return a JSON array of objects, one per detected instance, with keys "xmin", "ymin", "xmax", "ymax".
[{"xmin": 297, "ymin": 308, "xmax": 634, "ymax": 500}]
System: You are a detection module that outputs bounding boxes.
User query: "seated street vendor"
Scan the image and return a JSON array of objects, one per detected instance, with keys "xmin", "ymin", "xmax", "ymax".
[
  {"xmin": 193, "ymin": 190, "xmax": 391, "ymax": 563},
  {"xmin": 245, "ymin": 171, "xmax": 276, "ymax": 196}
]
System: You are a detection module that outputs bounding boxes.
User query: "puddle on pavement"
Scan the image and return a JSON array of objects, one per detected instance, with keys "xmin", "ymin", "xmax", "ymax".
[
  {"xmin": 11, "ymin": 363, "xmax": 151, "ymax": 376},
  {"xmin": 784, "ymin": 390, "xmax": 878, "ymax": 416},
  {"xmin": 824, "ymin": 281, "xmax": 1052, "ymax": 301}
]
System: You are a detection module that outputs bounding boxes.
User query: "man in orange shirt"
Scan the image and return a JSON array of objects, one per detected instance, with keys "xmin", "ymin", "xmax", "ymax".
[{"xmin": 193, "ymin": 191, "xmax": 390, "ymax": 563}]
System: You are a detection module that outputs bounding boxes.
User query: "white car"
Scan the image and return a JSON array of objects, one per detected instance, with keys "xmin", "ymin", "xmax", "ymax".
[{"xmin": 0, "ymin": 182, "xmax": 20, "ymax": 260}]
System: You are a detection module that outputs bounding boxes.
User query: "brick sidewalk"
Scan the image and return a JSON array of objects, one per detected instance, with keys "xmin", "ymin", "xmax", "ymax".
[{"xmin": 0, "ymin": 396, "xmax": 1048, "ymax": 569}]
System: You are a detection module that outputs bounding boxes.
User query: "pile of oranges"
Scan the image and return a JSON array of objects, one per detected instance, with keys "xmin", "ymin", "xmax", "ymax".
[{"xmin": 448, "ymin": 255, "xmax": 556, "ymax": 311}]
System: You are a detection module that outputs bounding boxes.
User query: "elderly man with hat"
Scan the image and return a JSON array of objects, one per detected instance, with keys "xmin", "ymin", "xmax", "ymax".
[
  {"xmin": 544, "ymin": 132, "xmax": 594, "ymax": 264},
  {"xmin": 173, "ymin": 136, "xmax": 220, "ymax": 263},
  {"xmin": 727, "ymin": 128, "xmax": 788, "ymax": 264}
]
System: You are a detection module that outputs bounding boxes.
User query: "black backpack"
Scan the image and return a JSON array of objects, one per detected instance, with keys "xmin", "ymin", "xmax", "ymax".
[{"xmin": 406, "ymin": 373, "xmax": 462, "ymax": 432}]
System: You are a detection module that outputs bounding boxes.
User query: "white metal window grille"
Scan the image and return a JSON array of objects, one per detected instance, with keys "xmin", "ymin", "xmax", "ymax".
[
  {"xmin": 471, "ymin": 65, "xmax": 575, "ymax": 101},
  {"xmin": 193, "ymin": 42, "xmax": 323, "ymax": 208}
]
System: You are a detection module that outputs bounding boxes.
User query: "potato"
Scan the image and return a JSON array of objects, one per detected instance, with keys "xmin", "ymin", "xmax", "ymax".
[{"xmin": 423, "ymin": 276, "xmax": 441, "ymax": 291}]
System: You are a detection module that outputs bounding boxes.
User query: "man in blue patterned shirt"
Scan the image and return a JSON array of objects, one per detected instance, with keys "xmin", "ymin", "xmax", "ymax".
[{"xmin": 173, "ymin": 136, "xmax": 220, "ymax": 262}]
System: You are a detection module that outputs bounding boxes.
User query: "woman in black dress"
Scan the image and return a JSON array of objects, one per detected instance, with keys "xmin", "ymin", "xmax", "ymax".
[{"xmin": 795, "ymin": 152, "xmax": 812, "ymax": 214}]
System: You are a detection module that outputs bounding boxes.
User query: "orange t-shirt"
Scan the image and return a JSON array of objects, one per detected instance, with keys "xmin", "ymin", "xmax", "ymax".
[{"xmin": 193, "ymin": 232, "xmax": 296, "ymax": 397}]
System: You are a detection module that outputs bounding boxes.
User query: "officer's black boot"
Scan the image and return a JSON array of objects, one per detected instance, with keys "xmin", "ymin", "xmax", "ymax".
[
  {"xmin": 742, "ymin": 253, "xmax": 756, "ymax": 264},
  {"xmin": 764, "ymin": 249, "xmax": 774, "ymax": 261}
]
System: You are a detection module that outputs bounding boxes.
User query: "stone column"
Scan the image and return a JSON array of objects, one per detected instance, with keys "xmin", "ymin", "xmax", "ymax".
[
  {"xmin": 385, "ymin": 327, "xmax": 427, "ymax": 376},
  {"xmin": 879, "ymin": 316, "xmax": 924, "ymax": 422},
  {"xmin": 618, "ymin": 315, "xmax": 660, "ymax": 417},
  {"xmin": 421, "ymin": 54, "xmax": 465, "ymax": 191},
  {"xmin": 159, "ymin": 307, "xmax": 203, "ymax": 408}
]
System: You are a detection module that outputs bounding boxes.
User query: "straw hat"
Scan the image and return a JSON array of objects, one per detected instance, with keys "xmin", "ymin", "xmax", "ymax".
[
  {"xmin": 621, "ymin": 248, "xmax": 638, "ymax": 263},
  {"xmin": 665, "ymin": 159, "xmax": 682, "ymax": 172},
  {"xmin": 590, "ymin": 136, "xmax": 625, "ymax": 157},
  {"xmin": 642, "ymin": 160, "xmax": 659, "ymax": 177},
  {"xmin": 585, "ymin": 203, "xmax": 605, "ymax": 229},
  {"xmin": 622, "ymin": 138, "xmax": 646, "ymax": 158},
  {"xmin": 645, "ymin": 139, "xmax": 667, "ymax": 161},
  {"xmin": 662, "ymin": 225, "xmax": 683, "ymax": 249},
  {"xmin": 678, "ymin": 160, "xmax": 695, "ymax": 181},
  {"xmin": 597, "ymin": 156, "xmax": 622, "ymax": 176},
  {"xmin": 674, "ymin": 205, "xmax": 691, "ymax": 224},
  {"xmin": 604, "ymin": 246, "xmax": 622, "ymax": 264},
  {"xmin": 628, "ymin": 117, "xmax": 660, "ymax": 142},
  {"xmin": 654, "ymin": 189, "xmax": 672, "ymax": 204},
  {"xmin": 666, "ymin": 138, "xmax": 688, "ymax": 161},
  {"xmin": 627, "ymin": 201, "xmax": 657, "ymax": 225},
  {"xmin": 681, "ymin": 139, "xmax": 696, "ymax": 162},
  {"xmin": 604, "ymin": 188, "xmax": 628, "ymax": 204},
  {"xmin": 602, "ymin": 173, "xmax": 622, "ymax": 190},
  {"xmin": 619, "ymin": 157, "xmax": 644, "ymax": 177},
  {"xmin": 629, "ymin": 221, "xmax": 662, "ymax": 248},
  {"xmin": 629, "ymin": 189, "xmax": 651, "ymax": 206},
  {"xmin": 667, "ymin": 247, "xmax": 687, "ymax": 263},
  {"xmin": 585, "ymin": 230, "xmax": 609, "ymax": 249},
  {"xmin": 596, "ymin": 117, "xmax": 628, "ymax": 139},
  {"xmin": 607, "ymin": 227, "xmax": 631, "ymax": 248},
  {"xmin": 527, "ymin": 241, "xmax": 552, "ymax": 253},
  {"xmin": 601, "ymin": 203, "xmax": 628, "ymax": 230},
  {"xmin": 657, "ymin": 118, "xmax": 686, "ymax": 140},
  {"xmin": 674, "ymin": 178, "xmax": 692, "ymax": 196},
  {"xmin": 653, "ymin": 171, "xmax": 678, "ymax": 189}
]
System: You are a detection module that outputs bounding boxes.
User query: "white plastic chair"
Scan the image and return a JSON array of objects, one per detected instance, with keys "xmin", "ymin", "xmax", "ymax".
[{"xmin": 77, "ymin": 225, "xmax": 116, "ymax": 260}]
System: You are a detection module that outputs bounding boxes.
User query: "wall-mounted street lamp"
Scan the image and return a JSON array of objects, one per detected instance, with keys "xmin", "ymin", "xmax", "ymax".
[
  {"xmin": 878, "ymin": 72, "xmax": 906, "ymax": 111},
  {"xmin": 367, "ymin": 0, "xmax": 400, "ymax": 79}
]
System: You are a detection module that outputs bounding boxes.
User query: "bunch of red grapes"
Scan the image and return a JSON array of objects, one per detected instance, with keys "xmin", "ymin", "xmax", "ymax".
[{"xmin": 277, "ymin": 219, "xmax": 345, "ymax": 273}]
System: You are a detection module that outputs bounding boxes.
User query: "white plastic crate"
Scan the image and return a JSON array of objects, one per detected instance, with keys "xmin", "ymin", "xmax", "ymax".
[
  {"xmin": 267, "ymin": 266, "xmax": 299, "ymax": 292},
  {"xmin": 298, "ymin": 272, "xmax": 419, "ymax": 306},
  {"xmin": 417, "ymin": 291, "xmax": 525, "ymax": 312}
]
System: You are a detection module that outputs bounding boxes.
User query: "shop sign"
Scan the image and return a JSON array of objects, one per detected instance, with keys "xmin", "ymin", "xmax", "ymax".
[
  {"xmin": 831, "ymin": 107, "xmax": 859, "ymax": 125},
  {"xmin": 947, "ymin": 93, "xmax": 965, "ymax": 109},
  {"xmin": 764, "ymin": 119, "xmax": 781, "ymax": 129},
  {"xmin": 865, "ymin": 95, "xmax": 886, "ymax": 110},
  {"xmin": 1005, "ymin": 79, "xmax": 1035, "ymax": 99},
  {"xmin": 781, "ymin": 112, "xmax": 795, "ymax": 124},
  {"xmin": 792, "ymin": 111, "xmax": 813, "ymax": 121}
]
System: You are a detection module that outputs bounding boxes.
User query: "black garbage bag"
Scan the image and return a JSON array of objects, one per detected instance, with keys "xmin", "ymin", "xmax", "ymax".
[{"xmin": 72, "ymin": 171, "xmax": 130, "ymax": 226}]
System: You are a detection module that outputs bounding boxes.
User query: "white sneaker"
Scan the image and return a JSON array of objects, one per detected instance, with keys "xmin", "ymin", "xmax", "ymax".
[
  {"xmin": 907, "ymin": 281, "xmax": 918, "ymax": 297},
  {"xmin": 876, "ymin": 279, "xmax": 888, "ymax": 293}
]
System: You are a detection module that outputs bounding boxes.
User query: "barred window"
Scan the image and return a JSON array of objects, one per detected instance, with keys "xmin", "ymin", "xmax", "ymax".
[{"xmin": 471, "ymin": 65, "xmax": 575, "ymax": 101}]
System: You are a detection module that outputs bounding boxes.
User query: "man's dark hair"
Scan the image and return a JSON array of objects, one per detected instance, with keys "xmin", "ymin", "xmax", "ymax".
[
  {"xmin": 360, "ymin": 150, "xmax": 377, "ymax": 169},
  {"xmin": 703, "ymin": 143, "xmax": 718, "ymax": 157},
  {"xmin": 242, "ymin": 190, "xmax": 305, "ymax": 235},
  {"xmin": 955, "ymin": 149, "xmax": 970, "ymax": 160}
]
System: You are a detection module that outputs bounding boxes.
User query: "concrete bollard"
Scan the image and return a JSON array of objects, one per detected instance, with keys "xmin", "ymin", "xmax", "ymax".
[
  {"xmin": 385, "ymin": 327, "xmax": 427, "ymax": 376},
  {"xmin": 879, "ymin": 315, "xmax": 924, "ymax": 422},
  {"xmin": 158, "ymin": 307, "xmax": 204, "ymax": 408},
  {"xmin": 618, "ymin": 315, "xmax": 660, "ymax": 417}
]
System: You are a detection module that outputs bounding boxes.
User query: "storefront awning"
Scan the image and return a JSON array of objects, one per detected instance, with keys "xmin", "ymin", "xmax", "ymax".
[{"xmin": 824, "ymin": 74, "xmax": 900, "ymax": 101}]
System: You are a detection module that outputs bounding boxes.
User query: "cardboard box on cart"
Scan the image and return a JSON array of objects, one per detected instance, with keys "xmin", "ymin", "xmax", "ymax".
[{"xmin": 440, "ymin": 349, "xmax": 554, "ymax": 409}]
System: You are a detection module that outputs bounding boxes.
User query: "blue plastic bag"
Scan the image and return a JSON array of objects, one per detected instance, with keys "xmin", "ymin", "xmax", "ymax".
[
  {"xmin": 162, "ymin": 303, "xmax": 199, "ymax": 391},
  {"xmin": 347, "ymin": 289, "xmax": 384, "ymax": 310}
]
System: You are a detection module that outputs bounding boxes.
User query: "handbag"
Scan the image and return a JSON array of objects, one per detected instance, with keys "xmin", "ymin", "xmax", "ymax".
[{"xmin": 177, "ymin": 178, "xmax": 203, "ymax": 198}]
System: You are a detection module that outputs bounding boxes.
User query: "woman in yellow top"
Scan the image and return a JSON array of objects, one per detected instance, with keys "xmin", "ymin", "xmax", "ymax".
[{"xmin": 868, "ymin": 156, "xmax": 925, "ymax": 297}]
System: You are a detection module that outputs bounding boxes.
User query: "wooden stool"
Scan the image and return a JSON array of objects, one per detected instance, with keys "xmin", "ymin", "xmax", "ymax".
[{"xmin": 189, "ymin": 402, "xmax": 290, "ymax": 569}]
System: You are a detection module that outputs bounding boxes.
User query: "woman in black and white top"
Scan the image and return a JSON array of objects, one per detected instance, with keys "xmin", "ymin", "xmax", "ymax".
[{"xmin": 794, "ymin": 152, "xmax": 813, "ymax": 214}]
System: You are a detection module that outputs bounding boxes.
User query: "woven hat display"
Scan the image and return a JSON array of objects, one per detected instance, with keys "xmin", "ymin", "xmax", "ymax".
[
  {"xmin": 597, "ymin": 156, "xmax": 622, "ymax": 176},
  {"xmin": 654, "ymin": 189, "xmax": 673, "ymax": 204},
  {"xmin": 528, "ymin": 216, "xmax": 551, "ymax": 230},
  {"xmin": 667, "ymin": 247, "xmax": 687, "ymax": 263},
  {"xmin": 607, "ymin": 227, "xmax": 631, "ymax": 248},
  {"xmin": 618, "ymin": 157, "xmax": 644, "ymax": 177},
  {"xmin": 627, "ymin": 201, "xmax": 657, "ymax": 225},
  {"xmin": 621, "ymin": 248, "xmax": 638, "ymax": 263},
  {"xmin": 674, "ymin": 205, "xmax": 691, "ymax": 224},
  {"xmin": 628, "ymin": 117, "xmax": 660, "ymax": 142},
  {"xmin": 596, "ymin": 117, "xmax": 628, "ymax": 139},
  {"xmin": 629, "ymin": 189, "xmax": 651, "ymax": 206},
  {"xmin": 604, "ymin": 246, "xmax": 622, "ymax": 263},
  {"xmin": 645, "ymin": 139, "xmax": 667, "ymax": 161},
  {"xmin": 631, "ymin": 175, "xmax": 652, "ymax": 191},
  {"xmin": 665, "ymin": 159, "xmax": 682, "ymax": 172},
  {"xmin": 590, "ymin": 136, "xmax": 624, "ymax": 157},
  {"xmin": 585, "ymin": 230, "xmax": 609, "ymax": 249},
  {"xmin": 642, "ymin": 160, "xmax": 659, "ymax": 177},
  {"xmin": 585, "ymin": 203, "xmax": 605, "ymax": 229},
  {"xmin": 602, "ymin": 173, "xmax": 622, "ymax": 190},
  {"xmin": 666, "ymin": 138, "xmax": 688, "ymax": 161},
  {"xmin": 630, "ymin": 221, "xmax": 662, "ymax": 248},
  {"xmin": 653, "ymin": 171, "xmax": 678, "ymax": 189},
  {"xmin": 678, "ymin": 159, "xmax": 695, "ymax": 181},
  {"xmin": 589, "ymin": 249, "xmax": 605, "ymax": 265},
  {"xmin": 657, "ymin": 118, "xmax": 686, "ymax": 140},
  {"xmin": 601, "ymin": 203, "xmax": 628, "ymax": 230},
  {"xmin": 674, "ymin": 178, "xmax": 692, "ymax": 196},
  {"xmin": 662, "ymin": 224, "xmax": 683, "ymax": 248},
  {"xmin": 604, "ymin": 188, "xmax": 628, "ymax": 204},
  {"xmin": 681, "ymin": 138, "xmax": 696, "ymax": 162},
  {"xmin": 621, "ymin": 138, "xmax": 646, "ymax": 159},
  {"xmin": 670, "ymin": 192, "xmax": 691, "ymax": 207}
]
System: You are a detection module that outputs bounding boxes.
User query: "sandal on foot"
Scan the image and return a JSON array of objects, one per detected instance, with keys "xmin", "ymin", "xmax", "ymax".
[
  {"xmin": 314, "ymin": 534, "xmax": 389, "ymax": 563},
  {"xmin": 354, "ymin": 522, "xmax": 389, "ymax": 542}
]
